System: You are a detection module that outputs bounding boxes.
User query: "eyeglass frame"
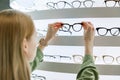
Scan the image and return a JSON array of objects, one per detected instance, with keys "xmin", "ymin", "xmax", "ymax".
[
  {"xmin": 44, "ymin": 55, "xmax": 71, "ymax": 61},
  {"xmin": 46, "ymin": 0, "xmax": 95, "ymax": 9},
  {"xmin": 46, "ymin": 1, "xmax": 73, "ymax": 9},
  {"xmin": 72, "ymin": 55, "xmax": 97, "ymax": 63},
  {"xmin": 96, "ymin": 27, "xmax": 120, "ymax": 36},
  {"xmin": 104, "ymin": 0, "xmax": 120, "ymax": 7},
  {"xmin": 102, "ymin": 55, "xmax": 120, "ymax": 64},
  {"xmin": 72, "ymin": 0, "xmax": 95, "ymax": 8},
  {"xmin": 59, "ymin": 23, "xmax": 83, "ymax": 34},
  {"xmin": 31, "ymin": 74, "xmax": 46, "ymax": 80}
]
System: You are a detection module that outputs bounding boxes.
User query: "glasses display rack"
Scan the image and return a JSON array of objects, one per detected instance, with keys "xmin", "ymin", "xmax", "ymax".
[{"xmin": 27, "ymin": 7, "xmax": 120, "ymax": 76}]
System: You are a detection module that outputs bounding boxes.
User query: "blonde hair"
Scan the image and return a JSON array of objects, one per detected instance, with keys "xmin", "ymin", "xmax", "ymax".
[{"xmin": 0, "ymin": 9, "xmax": 35, "ymax": 80}]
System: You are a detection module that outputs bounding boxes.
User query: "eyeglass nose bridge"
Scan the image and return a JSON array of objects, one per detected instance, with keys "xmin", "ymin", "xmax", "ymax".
[
  {"xmin": 105, "ymin": 28, "xmax": 118, "ymax": 36},
  {"xmin": 72, "ymin": 0, "xmax": 94, "ymax": 8},
  {"xmin": 96, "ymin": 27, "xmax": 120, "ymax": 36}
]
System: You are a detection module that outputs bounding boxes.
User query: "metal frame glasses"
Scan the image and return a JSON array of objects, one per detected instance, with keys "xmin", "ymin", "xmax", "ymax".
[
  {"xmin": 31, "ymin": 74, "xmax": 46, "ymax": 80},
  {"xmin": 46, "ymin": 0, "xmax": 95, "ymax": 9},
  {"xmin": 104, "ymin": 0, "xmax": 120, "ymax": 7},
  {"xmin": 44, "ymin": 55, "xmax": 71, "ymax": 62},
  {"xmin": 96, "ymin": 27, "xmax": 120, "ymax": 36},
  {"xmin": 59, "ymin": 23, "xmax": 82, "ymax": 34}
]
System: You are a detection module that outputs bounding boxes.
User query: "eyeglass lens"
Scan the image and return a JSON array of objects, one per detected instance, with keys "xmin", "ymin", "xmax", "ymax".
[
  {"xmin": 83, "ymin": 0, "xmax": 94, "ymax": 7},
  {"xmin": 56, "ymin": 1, "xmax": 68, "ymax": 9},
  {"xmin": 104, "ymin": 0, "xmax": 120, "ymax": 7},
  {"xmin": 73, "ymin": 55, "xmax": 83, "ymax": 63},
  {"xmin": 116, "ymin": 56, "xmax": 120, "ymax": 64},
  {"xmin": 103, "ymin": 55, "xmax": 114, "ymax": 64}
]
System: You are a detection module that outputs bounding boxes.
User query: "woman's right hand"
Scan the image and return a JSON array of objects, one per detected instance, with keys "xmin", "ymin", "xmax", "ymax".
[{"xmin": 81, "ymin": 21, "xmax": 95, "ymax": 55}]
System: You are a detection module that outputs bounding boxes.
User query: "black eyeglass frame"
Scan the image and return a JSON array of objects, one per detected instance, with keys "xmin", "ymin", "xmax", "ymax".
[
  {"xmin": 96, "ymin": 27, "xmax": 120, "ymax": 36},
  {"xmin": 59, "ymin": 23, "xmax": 83, "ymax": 34}
]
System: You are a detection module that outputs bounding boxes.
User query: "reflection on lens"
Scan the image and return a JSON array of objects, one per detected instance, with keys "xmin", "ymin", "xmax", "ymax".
[{"xmin": 110, "ymin": 28, "xmax": 120, "ymax": 36}]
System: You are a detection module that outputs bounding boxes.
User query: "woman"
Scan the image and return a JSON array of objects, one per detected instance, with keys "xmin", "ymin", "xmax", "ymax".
[
  {"xmin": 0, "ymin": 9, "xmax": 99, "ymax": 80},
  {"xmin": 0, "ymin": 9, "xmax": 64, "ymax": 80}
]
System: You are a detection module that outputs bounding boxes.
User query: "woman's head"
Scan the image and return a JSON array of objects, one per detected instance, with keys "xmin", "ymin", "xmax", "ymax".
[{"xmin": 0, "ymin": 9, "xmax": 37, "ymax": 80}]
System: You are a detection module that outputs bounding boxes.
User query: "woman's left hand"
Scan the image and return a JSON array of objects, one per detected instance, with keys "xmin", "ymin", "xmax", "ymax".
[{"xmin": 45, "ymin": 22, "xmax": 63, "ymax": 42}]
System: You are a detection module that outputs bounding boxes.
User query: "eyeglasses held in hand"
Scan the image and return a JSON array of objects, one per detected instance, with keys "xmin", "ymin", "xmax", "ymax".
[
  {"xmin": 31, "ymin": 74, "xmax": 46, "ymax": 80},
  {"xmin": 103, "ymin": 55, "xmax": 120, "ymax": 64},
  {"xmin": 96, "ymin": 27, "xmax": 120, "ymax": 36},
  {"xmin": 46, "ymin": 0, "xmax": 95, "ymax": 9},
  {"xmin": 59, "ymin": 23, "xmax": 82, "ymax": 34},
  {"xmin": 104, "ymin": 0, "xmax": 120, "ymax": 7}
]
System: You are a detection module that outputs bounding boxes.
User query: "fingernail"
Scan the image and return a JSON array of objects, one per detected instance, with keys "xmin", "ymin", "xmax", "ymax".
[
  {"xmin": 61, "ymin": 23, "xmax": 64, "ymax": 26},
  {"xmin": 81, "ymin": 23, "xmax": 83, "ymax": 25}
]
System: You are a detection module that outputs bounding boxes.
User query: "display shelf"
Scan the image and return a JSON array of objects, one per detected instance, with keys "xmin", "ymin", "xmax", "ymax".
[
  {"xmin": 47, "ymin": 36, "xmax": 120, "ymax": 46},
  {"xmin": 36, "ymin": 61, "xmax": 120, "ymax": 75},
  {"xmin": 27, "ymin": 7, "xmax": 120, "ymax": 20}
]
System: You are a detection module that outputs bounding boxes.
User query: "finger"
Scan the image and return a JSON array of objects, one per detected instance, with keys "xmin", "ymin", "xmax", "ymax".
[
  {"xmin": 87, "ymin": 22, "xmax": 94, "ymax": 31},
  {"xmin": 54, "ymin": 22, "xmax": 63, "ymax": 28},
  {"xmin": 81, "ymin": 21, "xmax": 88, "ymax": 30},
  {"xmin": 88, "ymin": 22, "xmax": 93, "ymax": 25},
  {"xmin": 82, "ymin": 21, "xmax": 94, "ymax": 31}
]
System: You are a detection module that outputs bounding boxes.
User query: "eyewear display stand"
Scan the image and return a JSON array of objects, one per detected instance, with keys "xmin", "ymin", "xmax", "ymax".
[
  {"xmin": 27, "ymin": 7, "xmax": 120, "ymax": 19},
  {"xmin": 27, "ymin": 8, "xmax": 120, "ymax": 76},
  {"xmin": 49, "ymin": 36, "xmax": 120, "ymax": 46},
  {"xmin": 37, "ymin": 61, "xmax": 120, "ymax": 75}
]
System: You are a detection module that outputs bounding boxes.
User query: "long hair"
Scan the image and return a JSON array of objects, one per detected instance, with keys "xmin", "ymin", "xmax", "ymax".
[{"xmin": 0, "ymin": 9, "xmax": 34, "ymax": 80}]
